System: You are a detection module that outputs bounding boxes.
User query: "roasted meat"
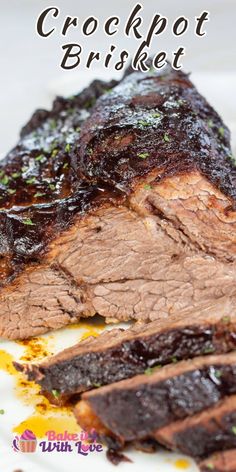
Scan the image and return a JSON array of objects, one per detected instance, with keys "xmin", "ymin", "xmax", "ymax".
[
  {"xmin": 74, "ymin": 352, "xmax": 236, "ymax": 445},
  {"xmin": 15, "ymin": 314, "xmax": 236, "ymax": 403},
  {"xmin": 0, "ymin": 64, "xmax": 235, "ymax": 339},
  {"xmin": 155, "ymin": 395, "xmax": 236, "ymax": 459},
  {"xmin": 199, "ymin": 450, "xmax": 236, "ymax": 472}
]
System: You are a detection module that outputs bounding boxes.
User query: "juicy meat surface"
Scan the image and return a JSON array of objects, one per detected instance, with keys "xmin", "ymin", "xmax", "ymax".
[
  {"xmin": 155, "ymin": 395, "xmax": 236, "ymax": 459},
  {"xmin": 15, "ymin": 315, "xmax": 236, "ymax": 402},
  {"xmin": 199, "ymin": 450, "xmax": 236, "ymax": 472},
  {"xmin": 0, "ymin": 64, "xmax": 235, "ymax": 339},
  {"xmin": 74, "ymin": 352, "xmax": 236, "ymax": 442}
]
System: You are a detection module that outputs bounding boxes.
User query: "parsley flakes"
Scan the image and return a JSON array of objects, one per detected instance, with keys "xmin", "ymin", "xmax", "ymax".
[
  {"xmin": 52, "ymin": 389, "xmax": 60, "ymax": 399},
  {"xmin": 218, "ymin": 127, "xmax": 225, "ymax": 137},
  {"xmin": 26, "ymin": 177, "xmax": 36, "ymax": 185},
  {"xmin": 163, "ymin": 133, "xmax": 170, "ymax": 142},
  {"xmin": 23, "ymin": 218, "xmax": 35, "ymax": 226}
]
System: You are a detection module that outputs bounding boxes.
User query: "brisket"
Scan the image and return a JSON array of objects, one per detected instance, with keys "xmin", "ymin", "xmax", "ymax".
[
  {"xmin": 155, "ymin": 395, "xmax": 236, "ymax": 459},
  {"xmin": 15, "ymin": 315, "xmax": 236, "ymax": 403},
  {"xmin": 74, "ymin": 352, "xmax": 236, "ymax": 443},
  {"xmin": 0, "ymin": 64, "xmax": 235, "ymax": 339}
]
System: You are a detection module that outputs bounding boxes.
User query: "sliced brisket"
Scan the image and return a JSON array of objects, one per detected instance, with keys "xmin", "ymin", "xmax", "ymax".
[
  {"xmin": 199, "ymin": 450, "xmax": 236, "ymax": 472},
  {"xmin": 155, "ymin": 395, "xmax": 236, "ymax": 459},
  {"xmin": 0, "ymin": 64, "xmax": 235, "ymax": 339},
  {"xmin": 74, "ymin": 352, "xmax": 236, "ymax": 443},
  {"xmin": 15, "ymin": 315, "xmax": 236, "ymax": 403}
]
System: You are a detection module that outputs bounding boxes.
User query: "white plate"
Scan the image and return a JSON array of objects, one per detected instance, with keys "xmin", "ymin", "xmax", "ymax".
[{"xmin": 0, "ymin": 70, "xmax": 236, "ymax": 472}]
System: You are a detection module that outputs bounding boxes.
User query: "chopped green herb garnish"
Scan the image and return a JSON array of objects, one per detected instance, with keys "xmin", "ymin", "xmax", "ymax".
[
  {"xmin": 34, "ymin": 192, "xmax": 45, "ymax": 198},
  {"xmin": 23, "ymin": 218, "xmax": 35, "ymax": 226},
  {"xmin": 75, "ymin": 126, "xmax": 81, "ymax": 133},
  {"xmin": 0, "ymin": 175, "xmax": 9, "ymax": 186},
  {"xmin": 219, "ymin": 127, "xmax": 225, "ymax": 137},
  {"xmin": 203, "ymin": 346, "xmax": 215, "ymax": 354},
  {"xmin": 52, "ymin": 389, "xmax": 60, "ymax": 399},
  {"xmin": 63, "ymin": 162, "xmax": 69, "ymax": 169},
  {"xmin": 222, "ymin": 316, "xmax": 230, "ymax": 323},
  {"xmin": 8, "ymin": 189, "xmax": 16, "ymax": 195},
  {"xmin": 35, "ymin": 154, "xmax": 45, "ymax": 162},
  {"xmin": 145, "ymin": 365, "xmax": 162, "ymax": 375},
  {"xmin": 145, "ymin": 367, "xmax": 155, "ymax": 375},
  {"xmin": 93, "ymin": 383, "xmax": 102, "ymax": 388},
  {"xmin": 214, "ymin": 370, "xmax": 222, "ymax": 378},
  {"xmin": 104, "ymin": 88, "xmax": 113, "ymax": 94},
  {"xmin": 143, "ymin": 184, "xmax": 152, "ymax": 190},
  {"xmin": 172, "ymin": 357, "xmax": 178, "ymax": 363},
  {"xmin": 87, "ymin": 148, "xmax": 93, "ymax": 155},
  {"xmin": 152, "ymin": 113, "xmax": 161, "ymax": 118},
  {"xmin": 21, "ymin": 166, "xmax": 28, "ymax": 173},
  {"xmin": 138, "ymin": 120, "xmax": 149, "ymax": 127},
  {"xmin": 232, "ymin": 426, "xmax": 236, "ymax": 435},
  {"xmin": 206, "ymin": 464, "xmax": 214, "ymax": 470},
  {"xmin": 50, "ymin": 141, "xmax": 58, "ymax": 152},
  {"xmin": 0, "ymin": 170, "xmax": 4, "ymax": 177},
  {"xmin": 163, "ymin": 133, "xmax": 170, "ymax": 142},
  {"xmin": 12, "ymin": 172, "xmax": 21, "ymax": 179},
  {"xmin": 0, "ymin": 409, "xmax": 5, "ymax": 415},
  {"xmin": 137, "ymin": 152, "xmax": 149, "ymax": 159},
  {"xmin": 26, "ymin": 177, "xmax": 36, "ymax": 185},
  {"xmin": 84, "ymin": 97, "xmax": 96, "ymax": 109},
  {"xmin": 51, "ymin": 149, "xmax": 59, "ymax": 158},
  {"xmin": 65, "ymin": 143, "xmax": 71, "ymax": 153},
  {"xmin": 207, "ymin": 119, "xmax": 213, "ymax": 128},
  {"xmin": 49, "ymin": 119, "xmax": 57, "ymax": 130},
  {"xmin": 49, "ymin": 184, "xmax": 56, "ymax": 191}
]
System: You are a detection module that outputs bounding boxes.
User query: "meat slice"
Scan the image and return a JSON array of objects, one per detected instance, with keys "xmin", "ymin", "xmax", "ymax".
[
  {"xmin": 14, "ymin": 315, "xmax": 236, "ymax": 403},
  {"xmin": 199, "ymin": 450, "xmax": 236, "ymax": 472},
  {"xmin": 1, "ymin": 63, "xmax": 236, "ymax": 340},
  {"xmin": 74, "ymin": 352, "xmax": 236, "ymax": 443},
  {"xmin": 155, "ymin": 396, "xmax": 236, "ymax": 459}
]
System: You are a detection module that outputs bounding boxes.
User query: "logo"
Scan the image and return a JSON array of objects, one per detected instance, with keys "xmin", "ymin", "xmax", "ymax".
[
  {"xmin": 12, "ymin": 429, "xmax": 103, "ymax": 456},
  {"xmin": 12, "ymin": 429, "xmax": 37, "ymax": 453}
]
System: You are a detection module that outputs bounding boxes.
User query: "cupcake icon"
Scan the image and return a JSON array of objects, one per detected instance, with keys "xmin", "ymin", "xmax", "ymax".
[{"xmin": 18, "ymin": 429, "xmax": 37, "ymax": 452}]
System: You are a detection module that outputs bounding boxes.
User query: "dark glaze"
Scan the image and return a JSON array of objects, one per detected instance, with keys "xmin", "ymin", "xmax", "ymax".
[
  {"xmin": 16, "ymin": 320, "xmax": 236, "ymax": 401},
  {"xmin": 170, "ymin": 411, "xmax": 236, "ymax": 459},
  {"xmin": 0, "ymin": 65, "xmax": 234, "ymax": 285},
  {"xmin": 79, "ymin": 65, "xmax": 233, "ymax": 195},
  {"xmin": 84, "ymin": 362, "xmax": 236, "ymax": 441},
  {"xmin": 0, "ymin": 79, "xmax": 119, "ymax": 283}
]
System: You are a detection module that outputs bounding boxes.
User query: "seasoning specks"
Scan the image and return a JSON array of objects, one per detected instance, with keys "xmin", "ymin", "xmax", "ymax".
[
  {"xmin": 23, "ymin": 218, "xmax": 35, "ymax": 226},
  {"xmin": 137, "ymin": 152, "xmax": 149, "ymax": 159},
  {"xmin": 163, "ymin": 133, "xmax": 170, "ymax": 142}
]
